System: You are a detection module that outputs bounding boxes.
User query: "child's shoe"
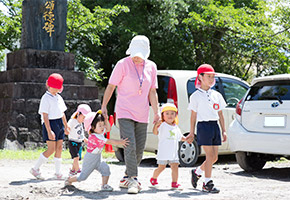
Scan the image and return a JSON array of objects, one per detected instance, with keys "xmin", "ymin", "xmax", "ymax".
[
  {"xmin": 171, "ymin": 182, "xmax": 181, "ymax": 189},
  {"xmin": 68, "ymin": 169, "xmax": 77, "ymax": 177},
  {"xmin": 101, "ymin": 184, "xmax": 114, "ymax": 192},
  {"xmin": 150, "ymin": 178, "xmax": 158, "ymax": 187},
  {"xmin": 202, "ymin": 180, "xmax": 220, "ymax": 193},
  {"xmin": 54, "ymin": 173, "xmax": 64, "ymax": 180},
  {"xmin": 191, "ymin": 168, "xmax": 201, "ymax": 188},
  {"xmin": 76, "ymin": 169, "xmax": 81, "ymax": 174},
  {"xmin": 30, "ymin": 168, "xmax": 44, "ymax": 180},
  {"xmin": 119, "ymin": 176, "xmax": 130, "ymax": 188}
]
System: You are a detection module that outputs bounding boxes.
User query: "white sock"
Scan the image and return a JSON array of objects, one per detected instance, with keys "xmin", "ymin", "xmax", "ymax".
[
  {"xmin": 54, "ymin": 157, "xmax": 62, "ymax": 174},
  {"xmin": 204, "ymin": 177, "xmax": 211, "ymax": 184},
  {"xmin": 33, "ymin": 153, "xmax": 48, "ymax": 170},
  {"xmin": 195, "ymin": 166, "xmax": 204, "ymax": 176}
]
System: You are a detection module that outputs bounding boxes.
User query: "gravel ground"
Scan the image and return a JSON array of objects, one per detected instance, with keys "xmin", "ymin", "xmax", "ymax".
[{"xmin": 1, "ymin": 155, "xmax": 290, "ymax": 200}]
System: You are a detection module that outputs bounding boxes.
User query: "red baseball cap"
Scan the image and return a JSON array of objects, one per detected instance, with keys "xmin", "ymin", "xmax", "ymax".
[
  {"xmin": 47, "ymin": 73, "xmax": 64, "ymax": 90},
  {"xmin": 195, "ymin": 64, "xmax": 216, "ymax": 88}
]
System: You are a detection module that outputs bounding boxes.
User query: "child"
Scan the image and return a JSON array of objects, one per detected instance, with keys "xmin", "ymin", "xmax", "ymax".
[
  {"xmin": 65, "ymin": 110, "xmax": 129, "ymax": 191},
  {"xmin": 150, "ymin": 103, "xmax": 186, "ymax": 189},
  {"xmin": 30, "ymin": 73, "xmax": 69, "ymax": 180},
  {"xmin": 187, "ymin": 64, "xmax": 227, "ymax": 193},
  {"xmin": 67, "ymin": 104, "xmax": 91, "ymax": 177}
]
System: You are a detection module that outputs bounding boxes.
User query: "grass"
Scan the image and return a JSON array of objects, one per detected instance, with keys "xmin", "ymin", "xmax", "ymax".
[{"xmin": 0, "ymin": 148, "xmax": 156, "ymax": 162}]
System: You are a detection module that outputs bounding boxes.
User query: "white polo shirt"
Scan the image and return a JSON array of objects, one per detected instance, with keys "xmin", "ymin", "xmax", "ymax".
[
  {"xmin": 38, "ymin": 91, "xmax": 67, "ymax": 124},
  {"xmin": 188, "ymin": 88, "xmax": 226, "ymax": 122},
  {"xmin": 67, "ymin": 118, "xmax": 85, "ymax": 142}
]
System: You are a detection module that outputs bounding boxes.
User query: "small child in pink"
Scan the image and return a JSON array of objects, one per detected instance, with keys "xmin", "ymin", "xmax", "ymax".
[{"xmin": 65, "ymin": 110, "xmax": 129, "ymax": 191}]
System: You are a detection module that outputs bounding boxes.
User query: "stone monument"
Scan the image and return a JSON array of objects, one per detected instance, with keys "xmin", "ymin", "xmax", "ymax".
[{"xmin": 0, "ymin": 0, "xmax": 100, "ymax": 149}]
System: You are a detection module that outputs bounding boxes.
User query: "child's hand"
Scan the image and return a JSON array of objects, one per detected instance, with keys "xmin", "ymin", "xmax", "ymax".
[
  {"xmin": 64, "ymin": 127, "xmax": 70, "ymax": 135},
  {"xmin": 156, "ymin": 120, "xmax": 162, "ymax": 128},
  {"xmin": 222, "ymin": 132, "xmax": 227, "ymax": 142},
  {"xmin": 120, "ymin": 138, "xmax": 129, "ymax": 147},
  {"xmin": 185, "ymin": 133, "xmax": 194, "ymax": 144},
  {"xmin": 48, "ymin": 131, "xmax": 56, "ymax": 140}
]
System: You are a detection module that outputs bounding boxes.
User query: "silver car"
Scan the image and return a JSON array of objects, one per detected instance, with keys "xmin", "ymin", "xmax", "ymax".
[{"xmin": 110, "ymin": 70, "xmax": 249, "ymax": 167}]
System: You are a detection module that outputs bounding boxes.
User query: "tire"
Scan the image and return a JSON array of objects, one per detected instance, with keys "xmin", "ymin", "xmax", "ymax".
[
  {"xmin": 114, "ymin": 148, "xmax": 125, "ymax": 162},
  {"xmin": 178, "ymin": 140, "xmax": 200, "ymax": 167},
  {"xmin": 235, "ymin": 151, "xmax": 266, "ymax": 172}
]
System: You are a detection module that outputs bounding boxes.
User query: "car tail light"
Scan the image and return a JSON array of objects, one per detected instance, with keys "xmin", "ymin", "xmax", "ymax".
[
  {"xmin": 167, "ymin": 77, "xmax": 178, "ymax": 108},
  {"xmin": 236, "ymin": 98, "xmax": 243, "ymax": 116}
]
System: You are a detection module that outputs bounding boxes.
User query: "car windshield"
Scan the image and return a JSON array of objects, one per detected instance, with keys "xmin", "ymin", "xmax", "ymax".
[{"xmin": 246, "ymin": 80, "xmax": 290, "ymax": 101}]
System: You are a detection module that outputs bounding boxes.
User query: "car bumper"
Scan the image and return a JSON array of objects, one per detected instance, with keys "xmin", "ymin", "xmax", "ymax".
[{"xmin": 228, "ymin": 120, "xmax": 290, "ymax": 155}]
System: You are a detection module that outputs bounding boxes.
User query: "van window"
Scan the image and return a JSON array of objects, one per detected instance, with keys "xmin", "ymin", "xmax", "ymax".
[
  {"xmin": 157, "ymin": 75, "xmax": 170, "ymax": 104},
  {"xmin": 187, "ymin": 78, "xmax": 219, "ymax": 100},
  {"xmin": 247, "ymin": 80, "xmax": 290, "ymax": 101}
]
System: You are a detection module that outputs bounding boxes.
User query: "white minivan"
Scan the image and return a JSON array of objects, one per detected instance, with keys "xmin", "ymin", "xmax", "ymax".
[
  {"xmin": 110, "ymin": 70, "xmax": 249, "ymax": 167},
  {"xmin": 228, "ymin": 74, "xmax": 290, "ymax": 171}
]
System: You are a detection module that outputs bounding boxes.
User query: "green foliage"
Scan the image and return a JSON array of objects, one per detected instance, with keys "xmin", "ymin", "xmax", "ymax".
[
  {"xmin": 66, "ymin": 0, "xmax": 128, "ymax": 82},
  {"xmin": 0, "ymin": 0, "xmax": 21, "ymax": 52}
]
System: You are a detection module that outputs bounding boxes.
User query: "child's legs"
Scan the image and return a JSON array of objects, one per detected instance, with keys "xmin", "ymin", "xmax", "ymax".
[
  {"xmin": 43, "ymin": 141, "xmax": 56, "ymax": 158},
  {"xmin": 96, "ymin": 161, "xmax": 111, "ymax": 185},
  {"xmin": 200, "ymin": 145, "xmax": 218, "ymax": 178},
  {"xmin": 72, "ymin": 157, "xmax": 80, "ymax": 171},
  {"xmin": 77, "ymin": 153, "xmax": 99, "ymax": 182},
  {"xmin": 152, "ymin": 163, "xmax": 166, "ymax": 179},
  {"xmin": 170, "ymin": 163, "xmax": 179, "ymax": 182},
  {"xmin": 54, "ymin": 140, "xmax": 63, "ymax": 158}
]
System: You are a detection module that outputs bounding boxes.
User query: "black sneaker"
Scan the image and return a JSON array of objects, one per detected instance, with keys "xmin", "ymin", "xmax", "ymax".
[
  {"xmin": 202, "ymin": 180, "xmax": 220, "ymax": 193},
  {"xmin": 191, "ymin": 169, "xmax": 201, "ymax": 188}
]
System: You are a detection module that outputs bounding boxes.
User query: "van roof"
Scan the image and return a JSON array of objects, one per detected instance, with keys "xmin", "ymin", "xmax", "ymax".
[
  {"xmin": 251, "ymin": 74, "xmax": 290, "ymax": 85},
  {"xmin": 157, "ymin": 70, "xmax": 248, "ymax": 85}
]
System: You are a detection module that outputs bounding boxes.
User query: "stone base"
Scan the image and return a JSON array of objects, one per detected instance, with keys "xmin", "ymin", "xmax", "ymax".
[
  {"xmin": 7, "ymin": 49, "xmax": 75, "ymax": 70},
  {"xmin": 0, "ymin": 68, "xmax": 100, "ymax": 149}
]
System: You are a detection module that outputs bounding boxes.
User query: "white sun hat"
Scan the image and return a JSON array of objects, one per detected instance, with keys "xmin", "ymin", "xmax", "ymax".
[{"xmin": 126, "ymin": 35, "xmax": 150, "ymax": 60}]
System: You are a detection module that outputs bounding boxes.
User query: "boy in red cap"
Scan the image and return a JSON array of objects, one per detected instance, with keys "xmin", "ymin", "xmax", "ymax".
[
  {"xmin": 30, "ymin": 73, "xmax": 69, "ymax": 180},
  {"xmin": 186, "ymin": 64, "xmax": 227, "ymax": 193}
]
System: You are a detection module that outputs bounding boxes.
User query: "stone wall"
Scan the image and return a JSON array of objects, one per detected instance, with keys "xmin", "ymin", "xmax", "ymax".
[{"xmin": 0, "ymin": 49, "xmax": 100, "ymax": 149}]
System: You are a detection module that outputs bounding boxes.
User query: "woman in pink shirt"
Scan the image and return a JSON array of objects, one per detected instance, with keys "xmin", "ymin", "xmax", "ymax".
[{"xmin": 101, "ymin": 35, "xmax": 159, "ymax": 194}]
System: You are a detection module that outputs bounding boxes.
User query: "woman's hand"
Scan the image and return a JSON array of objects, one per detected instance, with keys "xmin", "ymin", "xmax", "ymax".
[{"xmin": 153, "ymin": 113, "xmax": 160, "ymax": 124}]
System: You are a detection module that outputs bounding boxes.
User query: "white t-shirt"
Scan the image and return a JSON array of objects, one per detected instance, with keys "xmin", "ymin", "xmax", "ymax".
[
  {"xmin": 188, "ymin": 88, "xmax": 226, "ymax": 122},
  {"xmin": 38, "ymin": 91, "xmax": 67, "ymax": 124},
  {"xmin": 157, "ymin": 122, "xmax": 183, "ymax": 161},
  {"xmin": 67, "ymin": 118, "xmax": 85, "ymax": 142}
]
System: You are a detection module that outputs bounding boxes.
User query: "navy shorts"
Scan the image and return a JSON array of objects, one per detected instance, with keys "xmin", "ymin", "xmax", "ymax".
[
  {"xmin": 196, "ymin": 121, "xmax": 221, "ymax": 146},
  {"xmin": 42, "ymin": 118, "xmax": 65, "ymax": 142},
  {"xmin": 68, "ymin": 141, "xmax": 82, "ymax": 159}
]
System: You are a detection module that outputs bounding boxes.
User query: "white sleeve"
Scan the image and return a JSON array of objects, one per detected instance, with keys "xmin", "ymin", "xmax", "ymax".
[
  {"xmin": 187, "ymin": 93, "xmax": 198, "ymax": 112},
  {"xmin": 38, "ymin": 95, "xmax": 49, "ymax": 115},
  {"xmin": 218, "ymin": 93, "xmax": 227, "ymax": 110},
  {"xmin": 58, "ymin": 95, "xmax": 67, "ymax": 113}
]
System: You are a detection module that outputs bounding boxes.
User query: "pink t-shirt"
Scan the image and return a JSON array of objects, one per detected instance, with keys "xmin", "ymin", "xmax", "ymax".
[
  {"xmin": 109, "ymin": 56, "xmax": 158, "ymax": 123},
  {"xmin": 87, "ymin": 133, "xmax": 107, "ymax": 154}
]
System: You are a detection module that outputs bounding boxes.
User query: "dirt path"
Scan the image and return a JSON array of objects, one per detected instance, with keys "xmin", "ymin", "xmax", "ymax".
[{"xmin": 1, "ymin": 156, "xmax": 290, "ymax": 200}]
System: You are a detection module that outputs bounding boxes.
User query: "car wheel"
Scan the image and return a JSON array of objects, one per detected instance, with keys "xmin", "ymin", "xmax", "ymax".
[
  {"xmin": 235, "ymin": 151, "xmax": 266, "ymax": 172},
  {"xmin": 178, "ymin": 140, "xmax": 200, "ymax": 167},
  {"xmin": 114, "ymin": 148, "xmax": 125, "ymax": 162}
]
